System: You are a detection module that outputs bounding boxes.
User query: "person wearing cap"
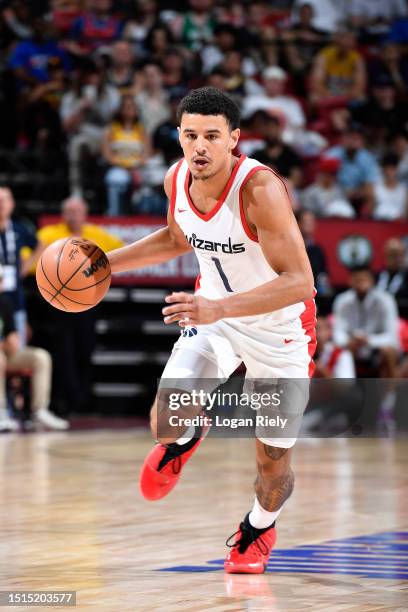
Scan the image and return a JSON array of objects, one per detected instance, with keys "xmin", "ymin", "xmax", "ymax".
[
  {"xmin": 242, "ymin": 65, "xmax": 306, "ymax": 143},
  {"xmin": 242, "ymin": 65, "xmax": 326, "ymax": 154},
  {"xmin": 301, "ymin": 157, "xmax": 355, "ymax": 218},
  {"xmin": 0, "ymin": 263, "xmax": 69, "ymax": 432}
]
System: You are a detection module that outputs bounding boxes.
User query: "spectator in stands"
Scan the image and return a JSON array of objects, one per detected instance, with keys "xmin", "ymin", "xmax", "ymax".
[
  {"xmin": 0, "ymin": 187, "xmax": 44, "ymax": 345},
  {"xmin": 368, "ymin": 42, "xmax": 408, "ymax": 96},
  {"xmin": 49, "ymin": 0, "xmax": 83, "ymax": 37},
  {"xmin": 310, "ymin": 29, "xmax": 366, "ymax": 103},
  {"xmin": 373, "ymin": 154, "xmax": 408, "ymax": 221},
  {"xmin": 345, "ymin": 0, "xmax": 407, "ymax": 37},
  {"xmin": 7, "ymin": 15, "xmax": 71, "ymax": 90},
  {"xmin": 387, "ymin": 13, "xmax": 408, "ymax": 44},
  {"xmin": 301, "ymin": 157, "xmax": 355, "ymax": 218},
  {"xmin": 243, "ymin": 66, "xmax": 306, "ymax": 146},
  {"xmin": 378, "ymin": 238, "xmax": 408, "ymax": 318},
  {"xmin": 327, "ymin": 124, "xmax": 380, "ymax": 214},
  {"xmin": 122, "ymin": 0, "xmax": 158, "ymax": 57},
  {"xmin": 38, "ymin": 195, "xmax": 123, "ymax": 250},
  {"xmin": 351, "ymin": 76, "xmax": 408, "ymax": 155},
  {"xmin": 102, "ymin": 94, "xmax": 151, "ymax": 216},
  {"xmin": 161, "ymin": 48, "xmax": 190, "ymax": 97},
  {"xmin": 1, "ymin": 0, "xmax": 33, "ymax": 42},
  {"xmin": 19, "ymin": 56, "xmax": 66, "ymax": 168},
  {"xmin": 243, "ymin": 0, "xmax": 279, "ymax": 66},
  {"xmin": 144, "ymin": 22, "xmax": 175, "ymax": 65},
  {"xmin": 253, "ymin": 114, "xmax": 303, "ymax": 189},
  {"xmin": 106, "ymin": 40, "xmax": 136, "ymax": 95},
  {"xmin": 314, "ymin": 315, "xmax": 356, "ymax": 378},
  {"xmin": 297, "ymin": 209, "xmax": 332, "ymax": 295},
  {"xmin": 392, "ymin": 130, "xmax": 408, "ymax": 185},
  {"xmin": 332, "ymin": 265, "xmax": 400, "ymax": 425},
  {"xmin": 134, "ymin": 62, "xmax": 170, "ymax": 135},
  {"xmin": 206, "ymin": 66, "xmax": 228, "ymax": 92},
  {"xmin": 174, "ymin": 0, "xmax": 216, "ymax": 52},
  {"xmin": 153, "ymin": 92, "xmax": 183, "ymax": 166},
  {"xmin": 282, "ymin": 3, "xmax": 327, "ymax": 95},
  {"xmin": 292, "ymin": 0, "xmax": 346, "ymax": 34},
  {"xmin": 335, "ymin": 265, "xmax": 399, "ymax": 361},
  {"xmin": 201, "ymin": 23, "xmax": 239, "ymax": 75},
  {"xmin": 219, "ymin": 50, "xmax": 250, "ymax": 100},
  {"xmin": 0, "ymin": 263, "xmax": 69, "ymax": 431},
  {"xmin": 37, "ymin": 196, "xmax": 123, "ymax": 416},
  {"xmin": 60, "ymin": 60, "xmax": 120, "ymax": 195},
  {"xmin": 68, "ymin": 0, "xmax": 122, "ymax": 56}
]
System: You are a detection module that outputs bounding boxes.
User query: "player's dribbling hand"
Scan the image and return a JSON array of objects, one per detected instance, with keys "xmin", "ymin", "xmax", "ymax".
[{"xmin": 162, "ymin": 292, "xmax": 223, "ymax": 326}]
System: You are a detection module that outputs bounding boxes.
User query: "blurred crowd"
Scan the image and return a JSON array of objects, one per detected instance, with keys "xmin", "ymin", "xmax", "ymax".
[
  {"xmin": 0, "ymin": 0, "xmax": 408, "ymax": 432},
  {"xmin": 0, "ymin": 0, "xmax": 408, "ymax": 217}
]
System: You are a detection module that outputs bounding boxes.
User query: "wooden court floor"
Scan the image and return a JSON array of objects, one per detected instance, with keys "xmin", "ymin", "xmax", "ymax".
[{"xmin": 0, "ymin": 430, "xmax": 407, "ymax": 611}]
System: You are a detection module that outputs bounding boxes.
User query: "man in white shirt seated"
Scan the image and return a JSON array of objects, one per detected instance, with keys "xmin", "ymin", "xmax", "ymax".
[{"xmin": 332, "ymin": 265, "xmax": 400, "ymax": 430}]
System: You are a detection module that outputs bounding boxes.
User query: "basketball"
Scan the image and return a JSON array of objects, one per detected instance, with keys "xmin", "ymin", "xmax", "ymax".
[{"xmin": 36, "ymin": 237, "xmax": 111, "ymax": 312}]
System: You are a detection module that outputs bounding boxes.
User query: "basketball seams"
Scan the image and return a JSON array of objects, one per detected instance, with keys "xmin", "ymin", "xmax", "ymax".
[
  {"xmin": 56, "ymin": 237, "xmax": 72, "ymax": 287},
  {"xmin": 63, "ymin": 247, "xmax": 111, "ymax": 291},
  {"xmin": 37, "ymin": 239, "xmax": 111, "ymax": 311},
  {"xmin": 48, "ymin": 241, "xmax": 99, "ymax": 303},
  {"xmin": 55, "ymin": 242, "xmax": 99, "ymax": 294},
  {"xmin": 37, "ymin": 284, "xmax": 68, "ymax": 310},
  {"xmin": 62, "ymin": 270, "xmax": 111, "ymax": 291},
  {"xmin": 40, "ymin": 255, "xmax": 95, "ymax": 307}
]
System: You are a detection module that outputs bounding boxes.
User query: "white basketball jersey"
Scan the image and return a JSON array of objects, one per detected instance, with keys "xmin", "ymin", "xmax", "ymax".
[{"xmin": 171, "ymin": 155, "xmax": 310, "ymax": 326}]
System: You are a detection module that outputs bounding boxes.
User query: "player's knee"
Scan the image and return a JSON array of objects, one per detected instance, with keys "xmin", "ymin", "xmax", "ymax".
[{"xmin": 256, "ymin": 443, "xmax": 292, "ymax": 477}]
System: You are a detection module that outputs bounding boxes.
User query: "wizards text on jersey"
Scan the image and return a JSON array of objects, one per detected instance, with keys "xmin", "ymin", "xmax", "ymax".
[{"xmin": 185, "ymin": 233, "xmax": 245, "ymax": 254}]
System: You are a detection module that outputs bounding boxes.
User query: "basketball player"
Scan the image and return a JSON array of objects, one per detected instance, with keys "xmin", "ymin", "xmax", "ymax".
[{"xmin": 107, "ymin": 87, "xmax": 316, "ymax": 574}]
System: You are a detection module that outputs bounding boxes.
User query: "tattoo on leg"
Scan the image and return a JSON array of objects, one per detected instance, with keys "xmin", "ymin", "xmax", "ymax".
[
  {"xmin": 254, "ymin": 469, "xmax": 295, "ymax": 512},
  {"xmin": 263, "ymin": 444, "xmax": 289, "ymax": 461}
]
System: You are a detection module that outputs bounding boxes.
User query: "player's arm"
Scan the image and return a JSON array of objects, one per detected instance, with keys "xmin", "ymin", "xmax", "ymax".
[
  {"xmin": 107, "ymin": 166, "xmax": 192, "ymax": 274},
  {"xmin": 218, "ymin": 171, "xmax": 314, "ymax": 317},
  {"xmin": 162, "ymin": 171, "xmax": 314, "ymax": 325}
]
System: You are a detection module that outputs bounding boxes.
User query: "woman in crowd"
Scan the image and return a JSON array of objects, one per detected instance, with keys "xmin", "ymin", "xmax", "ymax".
[{"xmin": 102, "ymin": 94, "xmax": 150, "ymax": 215}]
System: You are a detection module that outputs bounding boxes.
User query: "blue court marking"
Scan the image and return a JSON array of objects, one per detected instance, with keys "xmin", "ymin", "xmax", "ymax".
[{"xmin": 157, "ymin": 530, "xmax": 408, "ymax": 578}]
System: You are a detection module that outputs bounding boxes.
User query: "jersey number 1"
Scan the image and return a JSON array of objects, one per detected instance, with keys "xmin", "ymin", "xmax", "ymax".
[{"xmin": 211, "ymin": 257, "xmax": 233, "ymax": 292}]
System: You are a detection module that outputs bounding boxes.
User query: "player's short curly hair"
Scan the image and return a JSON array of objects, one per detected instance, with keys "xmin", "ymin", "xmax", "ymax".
[{"xmin": 177, "ymin": 87, "xmax": 241, "ymax": 130}]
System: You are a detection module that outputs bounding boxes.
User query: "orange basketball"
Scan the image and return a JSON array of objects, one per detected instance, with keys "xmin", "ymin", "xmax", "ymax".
[{"xmin": 36, "ymin": 237, "xmax": 111, "ymax": 312}]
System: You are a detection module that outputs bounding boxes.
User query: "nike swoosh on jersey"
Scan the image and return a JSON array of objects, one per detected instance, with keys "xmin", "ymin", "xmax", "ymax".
[
  {"xmin": 284, "ymin": 339, "xmax": 294, "ymax": 344},
  {"xmin": 178, "ymin": 208, "xmax": 187, "ymax": 213}
]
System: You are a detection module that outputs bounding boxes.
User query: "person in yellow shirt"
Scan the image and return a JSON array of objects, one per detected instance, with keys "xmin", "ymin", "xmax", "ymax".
[
  {"xmin": 102, "ymin": 94, "xmax": 151, "ymax": 216},
  {"xmin": 38, "ymin": 195, "xmax": 124, "ymax": 250},
  {"xmin": 310, "ymin": 30, "xmax": 367, "ymax": 103},
  {"xmin": 35, "ymin": 196, "xmax": 124, "ymax": 417}
]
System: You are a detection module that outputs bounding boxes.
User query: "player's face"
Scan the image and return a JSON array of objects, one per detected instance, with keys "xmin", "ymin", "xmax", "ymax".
[{"xmin": 178, "ymin": 113, "xmax": 240, "ymax": 181}]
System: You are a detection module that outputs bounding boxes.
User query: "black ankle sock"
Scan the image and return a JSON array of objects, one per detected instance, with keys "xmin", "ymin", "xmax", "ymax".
[{"xmin": 157, "ymin": 426, "xmax": 202, "ymax": 471}]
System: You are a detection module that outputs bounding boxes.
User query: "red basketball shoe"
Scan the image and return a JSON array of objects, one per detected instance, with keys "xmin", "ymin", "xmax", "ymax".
[
  {"xmin": 224, "ymin": 514, "xmax": 277, "ymax": 574},
  {"xmin": 139, "ymin": 425, "xmax": 208, "ymax": 501}
]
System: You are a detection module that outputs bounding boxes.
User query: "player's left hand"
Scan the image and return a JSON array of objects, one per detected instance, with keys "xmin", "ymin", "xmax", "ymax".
[{"xmin": 162, "ymin": 292, "xmax": 223, "ymax": 326}]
